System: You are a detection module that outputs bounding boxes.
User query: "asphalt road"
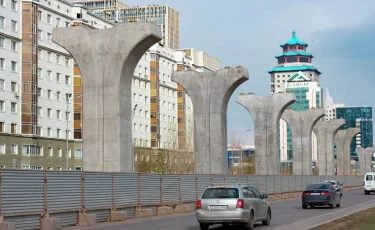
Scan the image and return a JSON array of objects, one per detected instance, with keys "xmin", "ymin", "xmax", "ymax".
[{"xmin": 68, "ymin": 189, "xmax": 375, "ymax": 230}]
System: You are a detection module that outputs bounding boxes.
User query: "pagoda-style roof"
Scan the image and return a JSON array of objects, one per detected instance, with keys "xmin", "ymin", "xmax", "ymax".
[
  {"xmin": 275, "ymin": 51, "xmax": 313, "ymax": 58},
  {"xmin": 280, "ymin": 31, "xmax": 308, "ymax": 47},
  {"xmin": 268, "ymin": 65, "xmax": 321, "ymax": 74}
]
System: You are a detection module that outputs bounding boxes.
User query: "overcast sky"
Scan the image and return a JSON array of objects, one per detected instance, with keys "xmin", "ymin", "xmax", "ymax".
[{"xmin": 125, "ymin": 0, "xmax": 375, "ymax": 145}]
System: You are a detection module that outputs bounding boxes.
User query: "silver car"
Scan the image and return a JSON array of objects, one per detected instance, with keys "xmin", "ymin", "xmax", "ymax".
[
  {"xmin": 196, "ymin": 184, "xmax": 271, "ymax": 230},
  {"xmin": 323, "ymin": 180, "xmax": 343, "ymax": 196}
]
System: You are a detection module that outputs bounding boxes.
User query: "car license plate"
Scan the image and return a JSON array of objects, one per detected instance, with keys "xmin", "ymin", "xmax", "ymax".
[
  {"xmin": 210, "ymin": 205, "xmax": 227, "ymax": 210},
  {"xmin": 311, "ymin": 193, "xmax": 320, "ymax": 195}
]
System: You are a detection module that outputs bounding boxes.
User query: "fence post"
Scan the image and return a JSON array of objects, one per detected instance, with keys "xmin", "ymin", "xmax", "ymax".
[
  {"xmin": 43, "ymin": 170, "xmax": 47, "ymax": 216},
  {"xmin": 160, "ymin": 174, "xmax": 163, "ymax": 206},
  {"xmin": 294, "ymin": 175, "xmax": 297, "ymax": 192},
  {"xmin": 81, "ymin": 170, "xmax": 85, "ymax": 211},
  {"xmin": 195, "ymin": 174, "xmax": 198, "ymax": 200},
  {"xmin": 137, "ymin": 173, "xmax": 141, "ymax": 208},
  {"xmin": 112, "ymin": 173, "xmax": 115, "ymax": 210},
  {"xmin": 179, "ymin": 174, "xmax": 182, "ymax": 204}
]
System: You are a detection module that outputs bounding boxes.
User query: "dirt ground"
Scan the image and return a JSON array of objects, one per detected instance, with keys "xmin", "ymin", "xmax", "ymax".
[{"xmin": 310, "ymin": 207, "xmax": 375, "ymax": 230}]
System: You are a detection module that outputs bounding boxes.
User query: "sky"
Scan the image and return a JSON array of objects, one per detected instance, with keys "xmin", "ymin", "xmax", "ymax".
[{"xmin": 125, "ymin": 0, "xmax": 375, "ymax": 145}]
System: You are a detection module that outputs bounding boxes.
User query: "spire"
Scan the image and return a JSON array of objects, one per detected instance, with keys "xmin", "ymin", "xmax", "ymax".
[
  {"xmin": 292, "ymin": 30, "xmax": 296, "ymax": 37},
  {"xmin": 280, "ymin": 30, "xmax": 308, "ymax": 47}
]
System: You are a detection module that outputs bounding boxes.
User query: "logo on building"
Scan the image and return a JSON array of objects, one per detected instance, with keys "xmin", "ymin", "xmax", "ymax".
[{"xmin": 288, "ymin": 71, "xmax": 310, "ymax": 82}]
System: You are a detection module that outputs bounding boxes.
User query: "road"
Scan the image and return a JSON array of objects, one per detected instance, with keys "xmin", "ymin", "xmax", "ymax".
[{"xmin": 66, "ymin": 189, "xmax": 375, "ymax": 230}]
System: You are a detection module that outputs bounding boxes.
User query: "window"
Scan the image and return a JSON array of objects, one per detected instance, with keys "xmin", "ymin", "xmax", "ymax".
[
  {"xmin": 47, "ymin": 108, "xmax": 52, "ymax": 118},
  {"xmin": 48, "ymin": 147, "xmax": 53, "ymax": 156},
  {"xmin": 47, "ymin": 52, "xmax": 51, "ymax": 61},
  {"xmin": 56, "ymin": 18, "xmax": 60, "ymax": 27},
  {"xmin": 65, "ymin": 57, "xmax": 70, "ymax": 67},
  {"xmin": 11, "ymin": 124, "xmax": 16, "ymax": 133},
  {"xmin": 65, "ymin": 75, "xmax": 70, "ymax": 85},
  {"xmin": 11, "ymin": 102, "xmax": 16, "ymax": 113},
  {"xmin": 38, "ymin": 11, "xmax": 42, "ymax": 20},
  {"xmin": 0, "ymin": 37, "xmax": 3, "ymax": 48},
  {"xmin": 37, "ymin": 30, "xmax": 42, "ymax": 39},
  {"xmin": 57, "ymin": 148, "xmax": 62, "ymax": 157},
  {"xmin": 37, "ymin": 126, "xmax": 42, "ymax": 135},
  {"xmin": 11, "ymin": 20, "xmax": 17, "ymax": 31},
  {"xmin": 56, "ymin": 73, "xmax": 61, "ymax": 82},
  {"xmin": 0, "ymin": 144, "xmax": 5, "ymax": 154},
  {"xmin": 145, "ymin": 111, "xmax": 148, "ymax": 118},
  {"xmin": 65, "ymin": 21, "xmax": 69, "ymax": 27},
  {"xmin": 47, "ymin": 90, "xmax": 51, "ymax": 99},
  {"xmin": 11, "ymin": 82, "xmax": 16, "ymax": 92},
  {"xmin": 0, "ymin": 122, "xmax": 3, "ymax": 132},
  {"xmin": 65, "ymin": 111, "xmax": 70, "ymax": 121},
  {"xmin": 57, "ymin": 167, "xmax": 62, "ymax": 170},
  {"xmin": 56, "ymin": 55, "xmax": 60, "ymax": 64},
  {"xmin": 0, "ymin": 17, "xmax": 4, "ymax": 28},
  {"xmin": 11, "ymin": 41, "xmax": 16, "ymax": 51},
  {"xmin": 0, "ymin": 79, "xmax": 3, "ymax": 90},
  {"xmin": 57, "ymin": 91, "xmax": 61, "ymax": 101},
  {"xmin": 75, "ymin": 149, "xmax": 82, "ymax": 158},
  {"xmin": 145, "ymin": 96, "xmax": 148, "ymax": 104},
  {"xmin": 11, "ymin": 0, "xmax": 16, "ymax": 10},
  {"xmin": 48, "ymin": 167, "xmax": 52, "ymax": 170},
  {"xmin": 22, "ymin": 145, "xmax": 41, "ymax": 156},
  {"xmin": 366, "ymin": 175, "xmax": 373, "ymax": 181},
  {"xmin": 36, "ymin": 109, "xmax": 43, "ymax": 119},
  {"xmin": 57, "ymin": 129, "xmax": 61, "ymax": 138},
  {"xmin": 145, "ymin": 125, "xmax": 149, "ymax": 133},
  {"xmin": 0, "ymin": 58, "xmax": 3, "ymax": 69},
  {"xmin": 11, "ymin": 144, "xmax": 18, "ymax": 154},
  {"xmin": 47, "ymin": 128, "xmax": 52, "ymax": 137},
  {"xmin": 0, "ymin": 0, "xmax": 3, "ymax": 6},
  {"xmin": 47, "ymin": 33, "xmax": 51, "ymax": 42},
  {"xmin": 57, "ymin": 110, "xmax": 61, "ymax": 119},
  {"xmin": 38, "ymin": 68, "xmax": 42, "ymax": 78},
  {"xmin": 140, "ymin": 124, "xmax": 143, "ymax": 132},
  {"xmin": 75, "ymin": 167, "xmax": 82, "ymax": 171},
  {"xmin": 47, "ymin": 14, "xmax": 52, "ymax": 24},
  {"xmin": 0, "ymin": 101, "xmax": 3, "ymax": 111},
  {"xmin": 202, "ymin": 188, "xmax": 239, "ymax": 199},
  {"xmin": 11, "ymin": 61, "xmax": 17, "ymax": 72}
]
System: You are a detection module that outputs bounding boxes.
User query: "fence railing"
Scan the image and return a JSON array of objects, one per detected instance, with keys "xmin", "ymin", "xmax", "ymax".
[{"xmin": 0, "ymin": 169, "xmax": 363, "ymax": 229}]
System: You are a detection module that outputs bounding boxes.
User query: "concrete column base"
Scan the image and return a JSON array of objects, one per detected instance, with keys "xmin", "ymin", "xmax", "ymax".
[
  {"xmin": 157, "ymin": 206, "xmax": 173, "ymax": 216},
  {"xmin": 135, "ymin": 208, "xmax": 153, "ymax": 218},
  {"xmin": 41, "ymin": 217, "xmax": 61, "ymax": 230},
  {"xmin": 78, "ymin": 213, "xmax": 96, "ymax": 226},
  {"xmin": 0, "ymin": 223, "xmax": 15, "ymax": 230},
  {"xmin": 174, "ymin": 204, "xmax": 194, "ymax": 213},
  {"xmin": 110, "ymin": 210, "xmax": 127, "ymax": 221}
]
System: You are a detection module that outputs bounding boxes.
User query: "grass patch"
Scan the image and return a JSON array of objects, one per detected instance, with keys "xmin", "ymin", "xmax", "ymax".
[{"xmin": 310, "ymin": 207, "xmax": 375, "ymax": 230}]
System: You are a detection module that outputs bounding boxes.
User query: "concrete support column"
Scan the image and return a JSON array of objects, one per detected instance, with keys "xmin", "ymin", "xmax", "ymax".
[
  {"xmin": 357, "ymin": 147, "xmax": 374, "ymax": 175},
  {"xmin": 236, "ymin": 93, "xmax": 295, "ymax": 175},
  {"xmin": 282, "ymin": 109, "xmax": 325, "ymax": 175},
  {"xmin": 52, "ymin": 23, "xmax": 162, "ymax": 172},
  {"xmin": 313, "ymin": 119, "xmax": 345, "ymax": 175},
  {"xmin": 334, "ymin": 128, "xmax": 360, "ymax": 175},
  {"xmin": 172, "ymin": 67, "xmax": 249, "ymax": 174}
]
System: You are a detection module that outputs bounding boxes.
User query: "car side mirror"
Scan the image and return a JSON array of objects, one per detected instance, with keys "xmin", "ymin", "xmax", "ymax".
[{"xmin": 262, "ymin": 194, "xmax": 268, "ymax": 199}]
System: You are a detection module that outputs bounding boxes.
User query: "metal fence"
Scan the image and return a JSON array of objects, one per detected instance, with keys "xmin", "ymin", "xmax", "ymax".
[{"xmin": 0, "ymin": 169, "xmax": 363, "ymax": 230}]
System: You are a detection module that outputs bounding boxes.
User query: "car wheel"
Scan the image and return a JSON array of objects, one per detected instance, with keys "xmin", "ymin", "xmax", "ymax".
[
  {"xmin": 302, "ymin": 204, "xmax": 307, "ymax": 209},
  {"xmin": 199, "ymin": 223, "xmax": 209, "ymax": 230},
  {"xmin": 262, "ymin": 208, "xmax": 271, "ymax": 226},
  {"xmin": 330, "ymin": 198, "xmax": 336, "ymax": 209},
  {"xmin": 365, "ymin": 190, "xmax": 370, "ymax": 195},
  {"xmin": 245, "ymin": 211, "xmax": 254, "ymax": 229}
]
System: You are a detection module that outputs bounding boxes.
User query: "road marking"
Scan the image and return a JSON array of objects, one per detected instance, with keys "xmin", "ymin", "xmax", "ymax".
[{"xmin": 272, "ymin": 199, "xmax": 375, "ymax": 230}]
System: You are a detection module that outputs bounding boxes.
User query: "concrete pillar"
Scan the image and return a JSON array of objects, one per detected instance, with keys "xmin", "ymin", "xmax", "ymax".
[
  {"xmin": 0, "ymin": 217, "xmax": 14, "ymax": 230},
  {"xmin": 334, "ymin": 128, "xmax": 360, "ymax": 175},
  {"xmin": 52, "ymin": 23, "xmax": 162, "ymax": 172},
  {"xmin": 281, "ymin": 109, "xmax": 325, "ymax": 175},
  {"xmin": 357, "ymin": 147, "xmax": 374, "ymax": 175},
  {"xmin": 313, "ymin": 119, "xmax": 345, "ymax": 175},
  {"xmin": 172, "ymin": 67, "xmax": 249, "ymax": 174},
  {"xmin": 236, "ymin": 93, "xmax": 295, "ymax": 175}
]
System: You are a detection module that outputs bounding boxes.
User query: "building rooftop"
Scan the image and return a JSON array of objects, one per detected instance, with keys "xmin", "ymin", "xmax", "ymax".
[
  {"xmin": 280, "ymin": 31, "xmax": 308, "ymax": 47},
  {"xmin": 275, "ymin": 51, "xmax": 313, "ymax": 58},
  {"xmin": 268, "ymin": 65, "xmax": 321, "ymax": 74}
]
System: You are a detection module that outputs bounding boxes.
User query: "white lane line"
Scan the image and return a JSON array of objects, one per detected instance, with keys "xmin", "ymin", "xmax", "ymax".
[{"xmin": 272, "ymin": 200, "xmax": 375, "ymax": 230}]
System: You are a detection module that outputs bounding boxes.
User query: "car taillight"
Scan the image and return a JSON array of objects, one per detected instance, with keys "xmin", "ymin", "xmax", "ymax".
[
  {"xmin": 196, "ymin": 199, "xmax": 202, "ymax": 209},
  {"xmin": 322, "ymin": 191, "xmax": 330, "ymax": 196},
  {"xmin": 302, "ymin": 192, "xmax": 310, "ymax": 196},
  {"xmin": 236, "ymin": 199, "xmax": 244, "ymax": 209}
]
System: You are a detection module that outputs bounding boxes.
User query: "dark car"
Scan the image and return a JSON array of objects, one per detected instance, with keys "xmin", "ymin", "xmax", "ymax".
[{"xmin": 302, "ymin": 183, "xmax": 341, "ymax": 209}]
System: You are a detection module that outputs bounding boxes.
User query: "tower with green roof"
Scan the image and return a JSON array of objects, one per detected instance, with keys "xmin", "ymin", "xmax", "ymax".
[{"xmin": 270, "ymin": 31, "xmax": 323, "ymax": 171}]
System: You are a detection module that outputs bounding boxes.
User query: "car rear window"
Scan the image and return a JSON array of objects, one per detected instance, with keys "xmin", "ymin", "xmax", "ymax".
[
  {"xmin": 202, "ymin": 188, "xmax": 239, "ymax": 199},
  {"xmin": 366, "ymin": 175, "xmax": 373, "ymax": 181},
  {"xmin": 306, "ymin": 183, "xmax": 329, "ymax": 190}
]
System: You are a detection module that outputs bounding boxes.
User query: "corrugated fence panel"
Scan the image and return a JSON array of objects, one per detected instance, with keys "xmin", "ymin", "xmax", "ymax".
[
  {"xmin": 181, "ymin": 174, "xmax": 196, "ymax": 201},
  {"xmin": 288, "ymin": 176, "xmax": 296, "ymax": 192},
  {"xmin": 275, "ymin": 176, "xmax": 282, "ymax": 194},
  {"xmin": 296, "ymin": 176, "xmax": 302, "ymax": 191},
  {"xmin": 238, "ymin": 175, "xmax": 248, "ymax": 184},
  {"xmin": 225, "ymin": 175, "xmax": 237, "ymax": 184},
  {"xmin": 114, "ymin": 173, "xmax": 138, "ymax": 207},
  {"xmin": 118, "ymin": 207, "xmax": 135, "ymax": 219},
  {"xmin": 211, "ymin": 175, "xmax": 225, "ymax": 185},
  {"xmin": 2, "ymin": 170, "xmax": 44, "ymax": 215},
  {"xmin": 5, "ymin": 215, "xmax": 40, "ymax": 230},
  {"xmin": 282, "ymin": 176, "xmax": 289, "ymax": 192},
  {"xmin": 266, "ymin": 176, "xmax": 275, "ymax": 194},
  {"xmin": 50, "ymin": 212, "xmax": 78, "ymax": 227},
  {"xmin": 88, "ymin": 210, "xmax": 109, "ymax": 222},
  {"xmin": 84, "ymin": 172, "xmax": 113, "ymax": 209},
  {"xmin": 47, "ymin": 171, "xmax": 82, "ymax": 211},
  {"xmin": 257, "ymin": 176, "xmax": 267, "ymax": 194},
  {"xmin": 197, "ymin": 175, "xmax": 211, "ymax": 198},
  {"xmin": 248, "ymin": 176, "xmax": 257, "ymax": 187},
  {"xmin": 140, "ymin": 174, "xmax": 160, "ymax": 205},
  {"xmin": 161, "ymin": 174, "xmax": 179, "ymax": 204},
  {"xmin": 301, "ymin": 176, "xmax": 307, "ymax": 190}
]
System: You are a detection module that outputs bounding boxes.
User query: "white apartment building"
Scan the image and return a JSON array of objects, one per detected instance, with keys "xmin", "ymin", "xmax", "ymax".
[{"xmin": 323, "ymin": 88, "xmax": 345, "ymax": 121}]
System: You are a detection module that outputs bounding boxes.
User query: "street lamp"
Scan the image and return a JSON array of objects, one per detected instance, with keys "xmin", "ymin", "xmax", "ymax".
[{"xmin": 66, "ymin": 94, "xmax": 82, "ymax": 170}]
